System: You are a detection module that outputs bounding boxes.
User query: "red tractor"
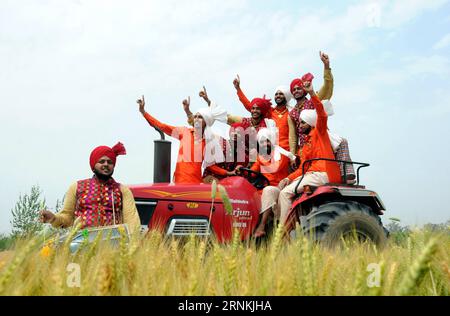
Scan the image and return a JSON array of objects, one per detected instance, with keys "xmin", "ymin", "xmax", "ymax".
[{"xmin": 129, "ymin": 130, "xmax": 388, "ymax": 247}]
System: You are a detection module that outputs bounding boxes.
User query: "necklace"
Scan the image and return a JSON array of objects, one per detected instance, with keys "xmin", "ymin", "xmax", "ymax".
[{"xmin": 274, "ymin": 107, "xmax": 287, "ymax": 118}]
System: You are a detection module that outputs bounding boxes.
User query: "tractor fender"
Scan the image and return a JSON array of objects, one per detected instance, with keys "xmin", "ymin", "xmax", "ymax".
[{"xmin": 290, "ymin": 185, "xmax": 386, "ymax": 218}]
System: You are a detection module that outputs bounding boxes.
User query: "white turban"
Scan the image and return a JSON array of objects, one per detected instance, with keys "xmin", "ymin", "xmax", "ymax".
[
  {"xmin": 274, "ymin": 85, "xmax": 293, "ymax": 107},
  {"xmin": 299, "ymin": 99, "xmax": 335, "ymax": 127},
  {"xmin": 196, "ymin": 101, "xmax": 227, "ymax": 128},
  {"xmin": 257, "ymin": 119, "xmax": 296, "ymax": 162},
  {"xmin": 298, "ymin": 100, "xmax": 343, "ymax": 151},
  {"xmin": 196, "ymin": 101, "xmax": 228, "ymax": 168},
  {"xmin": 300, "ymin": 109, "xmax": 318, "ymax": 127}
]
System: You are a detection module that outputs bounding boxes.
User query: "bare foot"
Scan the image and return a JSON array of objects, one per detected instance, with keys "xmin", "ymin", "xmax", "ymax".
[{"xmin": 253, "ymin": 230, "xmax": 266, "ymax": 238}]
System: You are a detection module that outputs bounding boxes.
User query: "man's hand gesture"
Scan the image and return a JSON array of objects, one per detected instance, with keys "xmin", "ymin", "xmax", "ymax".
[
  {"xmin": 182, "ymin": 96, "xmax": 191, "ymax": 112},
  {"xmin": 199, "ymin": 86, "xmax": 211, "ymax": 106},
  {"xmin": 40, "ymin": 210, "xmax": 55, "ymax": 224},
  {"xmin": 137, "ymin": 95, "xmax": 145, "ymax": 115},
  {"xmin": 320, "ymin": 51, "xmax": 330, "ymax": 69},
  {"xmin": 233, "ymin": 74, "xmax": 240, "ymax": 90},
  {"xmin": 302, "ymin": 81, "xmax": 315, "ymax": 96}
]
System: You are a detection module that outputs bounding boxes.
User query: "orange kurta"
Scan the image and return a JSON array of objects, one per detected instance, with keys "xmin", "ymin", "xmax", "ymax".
[
  {"xmin": 237, "ymin": 88, "xmax": 290, "ymax": 150},
  {"xmin": 143, "ymin": 112, "xmax": 205, "ymax": 184},
  {"xmin": 251, "ymin": 154, "xmax": 290, "ymax": 187},
  {"xmin": 287, "ymin": 95, "xmax": 341, "ymax": 183}
]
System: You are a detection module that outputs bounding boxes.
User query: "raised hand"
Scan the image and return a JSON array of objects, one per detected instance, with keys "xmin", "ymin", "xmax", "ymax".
[
  {"xmin": 182, "ymin": 96, "xmax": 191, "ymax": 113},
  {"xmin": 199, "ymin": 86, "xmax": 211, "ymax": 106},
  {"xmin": 320, "ymin": 51, "xmax": 330, "ymax": 69},
  {"xmin": 302, "ymin": 81, "xmax": 315, "ymax": 95},
  {"xmin": 137, "ymin": 95, "xmax": 145, "ymax": 115},
  {"xmin": 233, "ymin": 74, "xmax": 240, "ymax": 90}
]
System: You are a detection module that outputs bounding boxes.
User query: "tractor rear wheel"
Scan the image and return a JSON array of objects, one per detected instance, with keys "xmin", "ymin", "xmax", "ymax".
[{"xmin": 300, "ymin": 201, "xmax": 387, "ymax": 248}]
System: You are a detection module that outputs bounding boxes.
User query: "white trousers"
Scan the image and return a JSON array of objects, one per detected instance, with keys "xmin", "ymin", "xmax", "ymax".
[
  {"xmin": 278, "ymin": 172, "xmax": 329, "ymax": 224},
  {"xmin": 260, "ymin": 186, "xmax": 281, "ymax": 219}
]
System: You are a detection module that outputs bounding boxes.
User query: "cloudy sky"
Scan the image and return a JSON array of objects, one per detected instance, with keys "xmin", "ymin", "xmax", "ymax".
[{"xmin": 1, "ymin": 0, "xmax": 449, "ymax": 233}]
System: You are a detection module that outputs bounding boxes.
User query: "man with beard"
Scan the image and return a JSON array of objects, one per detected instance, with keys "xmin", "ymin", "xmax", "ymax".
[
  {"xmin": 289, "ymin": 52, "xmax": 355, "ymax": 183},
  {"xmin": 40, "ymin": 142, "xmax": 141, "ymax": 235},
  {"xmin": 233, "ymin": 78, "xmax": 292, "ymax": 153},
  {"xmin": 278, "ymin": 81, "xmax": 341, "ymax": 231},
  {"xmin": 201, "ymin": 122, "xmax": 250, "ymax": 183},
  {"xmin": 239, "ymin": 119, "xmax": 296, "ymax": 237}
]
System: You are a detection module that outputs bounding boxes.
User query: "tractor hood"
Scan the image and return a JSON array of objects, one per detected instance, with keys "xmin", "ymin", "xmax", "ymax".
[{"xmin": 128, "ymin": 176, "xmax": 260, "ymax": 205}]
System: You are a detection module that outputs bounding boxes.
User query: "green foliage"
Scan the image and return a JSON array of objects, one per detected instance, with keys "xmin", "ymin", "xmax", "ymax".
[
  {"xmin": 0, "ymin": 234, "xmax": 14, "ymax": 251},
  {"xmin": 10, "ymin": 185, "xmax": 45, "ymax": 238},
  {"xmin": 386, "ymin": 219, "xmax": 411, "ymax": 245}
]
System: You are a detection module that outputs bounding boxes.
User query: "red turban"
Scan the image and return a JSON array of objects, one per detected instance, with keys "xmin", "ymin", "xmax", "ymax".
[
  {"xmin": 290, "ymin": 72, "xmax": 315, "ymax": 94},
  {"xmin": 89, "ymin": 142, "xmax": 126, "ymax": 170},
  {"xmin": 250, "ymin": 96, "xmax": 272, "ymax": 117}
]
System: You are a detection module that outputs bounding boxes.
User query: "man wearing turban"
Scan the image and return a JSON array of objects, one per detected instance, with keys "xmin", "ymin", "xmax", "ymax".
[
  {"xmin": 277, "ymin": 81, "xmax": 341, "ymax": 232},
  {"xmin": 240, "ymin": 119, "xmax": 296, "ymax": 237},
  {"xmin": 185, "ymin": 86, "xmax": 270, "ymax": 131},
  {"xmin": 184, "ymin": 87, "xmax": 269, "ymax": 180},
  {"xmin": 233, "ymin": 76, "xmax": 293, "ymax": 154},
  {"xmin": 40, "ymin": 142, "xmax": 141, "ymax": 235},
  {"xmin": 202, "ymin": 122, "xmax": 252, "ymax": 183},
  {"xmin": 288, "ymin": 51, "xmax": 334, "ymax": 159},
  {"xmin": 139, "ymin": 94, "xmax": 228, "ymax": 184}
]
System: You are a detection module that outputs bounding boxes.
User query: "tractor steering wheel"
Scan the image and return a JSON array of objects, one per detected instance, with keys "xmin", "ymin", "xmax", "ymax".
[{"xmin": 238, "ymin": 167, "xmax": 270, "ymax": 190}]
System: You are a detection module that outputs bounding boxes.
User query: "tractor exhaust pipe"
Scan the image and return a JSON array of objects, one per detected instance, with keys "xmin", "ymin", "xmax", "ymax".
[{"xmin": 153, "ymin": 127, "xmax": 171, "ymax": 183}]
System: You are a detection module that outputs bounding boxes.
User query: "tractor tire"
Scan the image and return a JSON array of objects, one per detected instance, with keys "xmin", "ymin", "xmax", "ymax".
[{"xmin": 300, "ymin": 201, "xmax": 388, "ymax": 248}]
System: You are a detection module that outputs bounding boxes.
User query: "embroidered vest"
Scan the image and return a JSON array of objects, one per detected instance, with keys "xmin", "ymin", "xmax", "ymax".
[
  {"xmin": 289, "ymin": 98, "xmax": 315, "ymax": 149},
  {"xmin": 75, "ymin": 177, "xmax": 123, "ymax": 228}
]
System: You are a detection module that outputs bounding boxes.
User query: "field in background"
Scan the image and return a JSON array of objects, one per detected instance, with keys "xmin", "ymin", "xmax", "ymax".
[{"xmin": 0, "ymin": 228, "xmax": 448, "ymax": 296}]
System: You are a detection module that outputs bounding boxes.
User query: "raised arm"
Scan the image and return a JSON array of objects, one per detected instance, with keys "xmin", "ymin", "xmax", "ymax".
[
  {"xmin": 233, "ymin": 74, "xmax": 252, "ymax": 112},
  {"xmin": 138, "ymin": 95, "xmax": 178, "ymax": 136},
  {"xmin": 303, "ymin": 82, "xmax": 328, "ymax": 135},
  {"xmin": 317, "ymin": 51, "xmax": 334, "ymax": 100},
  {"xmin": 186, "ymin": 86, "xmax": 215, "ymax": 126},
  {"xmin": 184, "ymin": 95, "xmax": 195, "ymax": 126}
]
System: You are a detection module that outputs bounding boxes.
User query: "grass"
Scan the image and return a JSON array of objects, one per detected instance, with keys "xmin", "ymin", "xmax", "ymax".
[{"xmin": 0, "ymin": 227, "xmax": 448, "ymax": 296}]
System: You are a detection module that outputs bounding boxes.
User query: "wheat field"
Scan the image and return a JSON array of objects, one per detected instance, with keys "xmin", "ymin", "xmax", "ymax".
[{"xmin": 0, "ymin": 226, "xmax": 448, "ymax": 296}]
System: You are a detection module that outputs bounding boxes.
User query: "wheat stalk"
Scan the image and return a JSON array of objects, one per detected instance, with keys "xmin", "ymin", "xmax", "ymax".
[{"xmin": 397, "ymin": 237, "xmax": 438, "ymax": 296}]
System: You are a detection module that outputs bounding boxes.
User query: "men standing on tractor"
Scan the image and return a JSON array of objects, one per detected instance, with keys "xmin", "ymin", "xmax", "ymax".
[
  {"xmin": 139, "ymin": 95, "xmax": 228, "ymax": 184},
  {"xmin": 277, "ymin": 80, "xmax": 342, "ymax": 232},
  {"xmin": 40, "ymin": 142, "xmax": 141, "ymax": 235}
]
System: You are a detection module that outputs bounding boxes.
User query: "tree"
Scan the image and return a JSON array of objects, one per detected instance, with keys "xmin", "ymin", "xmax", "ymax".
[{"xmin": 10, "ymin": 185, "xmax": 45, "ymax": 238}]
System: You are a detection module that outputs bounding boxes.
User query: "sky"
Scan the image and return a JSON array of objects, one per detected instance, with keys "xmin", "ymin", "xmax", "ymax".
[{"xmin": 1, "ymin": 0, "xmax": 449, "ymax": 234}]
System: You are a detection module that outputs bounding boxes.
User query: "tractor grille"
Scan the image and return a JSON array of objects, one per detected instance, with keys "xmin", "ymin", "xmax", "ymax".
[{"xmin": 167, "ymin": 218, "xmax": 210, "ymax": 236}]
